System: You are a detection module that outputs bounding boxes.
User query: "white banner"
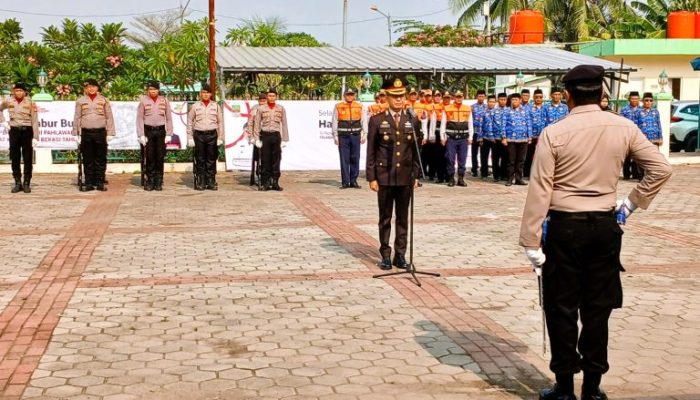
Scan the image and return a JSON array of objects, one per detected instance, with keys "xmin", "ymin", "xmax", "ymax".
[
  {"xmin": 224, "ymin": 100, "xmax": 368, "ymax": 171},
  {"xmin": 0, "ymin": 101, "xmax": 188, "ymax": 150}
]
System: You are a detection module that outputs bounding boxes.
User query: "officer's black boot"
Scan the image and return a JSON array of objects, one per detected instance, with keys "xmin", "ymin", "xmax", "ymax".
[
  {"xmin": 194, "ymin": 174, "xmax": 205, "ymax": 191},
  {"xmin": 272, "ymin": 178, "xmax": 283, "ymax": 191},
  {"xmin": 447, "ymin": 174, "xmax": 455, "ymax": 187},
  {"xmin": 581, "ymin": 373, "xmax": 607, "ymax": 400},
  {"xmin": 11, "ymin": 178, "xmax": 23, "ymax": 193},
  {"xmin": 206, "ymin": 176, "xmax": 218, "ymax": 191},
  {"xmin": 23, "ymin": 178, "xmax": 31, "ymax": 193},
  {"xmin": 540, "ymin": 374, "xmax": 576, "ymax": 400},
  {"xmin": 155, "ymin": 176, "xmax": 163, "ymax": 191},
  {"xmin": 457, "ymin": 174, "xmax": 466, "ymax": 187},
  {"xmin": 95, "ymin": 180, "xmax": 107, "ymax": 191},
  {"xmin": 145, "ymin": 177, "xmax": 154, "ymax": 191}
]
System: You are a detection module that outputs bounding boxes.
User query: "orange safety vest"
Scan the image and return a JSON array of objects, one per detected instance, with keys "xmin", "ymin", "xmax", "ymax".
[
  {"xmin": 368, "ymin": 102, "xmax": 388, "ymax": 116},
  {"xmin": 444, "ymin": 103, "xmax": 472, "ymax": 138},
  {"xmin": 433, "ymin": 103, "xmax": 445, "ymax": 122},
  {"xmin": 336, "ymin": 101, "xmax": 363, "ymax": 134}
]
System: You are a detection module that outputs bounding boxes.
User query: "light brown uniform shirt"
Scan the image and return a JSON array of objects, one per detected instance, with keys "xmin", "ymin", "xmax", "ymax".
[
  {"xmin": 246, "ymin": 104, "xmax": 259, "ymax": 143},
  {"xmin": 520, "ymin": 104, "xmax": 672, "ymax": 249},
  {"xmin": 136, "ymin": 95, "xmax": 173, "ymax": 137},
  {"xmin": 0, "ymin": 97, "xmax": 39, "ymax": 138},
  {"xmin": 254, "ymin": 103, "xmax": 289, "ymax": 142},
  {"xmin": 72, "ymin": 94, "xmax": 115, "ymax": 136},
  {"xmin": 187, "ymin": 101, "xmax": 224, "ymax": 141}
]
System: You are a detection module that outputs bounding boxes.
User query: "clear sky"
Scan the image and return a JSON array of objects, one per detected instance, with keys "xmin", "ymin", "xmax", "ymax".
[{"xmin": 2, "ymin": 0, "xmax": 463, "ymax": 46}]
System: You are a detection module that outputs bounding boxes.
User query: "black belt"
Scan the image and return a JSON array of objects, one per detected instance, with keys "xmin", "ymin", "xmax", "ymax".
[
  {"xmin": 549, "ymin": 210, "xmax": 615, "ymax": 221},
  {"xmin": 82, "ymin": 127, "xmax": 106, "ymax": 133},
  {"xmin": 194, "ymin": 129, "xmax": 216, "ymax": 135},
  {"xmin": 145, "ymin": 125, "xmax": 165, "ymax": 131},
  {"xmin": 261, "ymin": 131, "xmax": 280, "ymax": 135},
  {"xmin": 447, "ymin": 134, "xmax": 468, "ymax": 140},
  {"xmin": 338, "ymin": 131, "xmax": 360, "ymax": 136},
  {"xmin": 9, "ymin": 125, "xmax": 32, "ymax": 131}
]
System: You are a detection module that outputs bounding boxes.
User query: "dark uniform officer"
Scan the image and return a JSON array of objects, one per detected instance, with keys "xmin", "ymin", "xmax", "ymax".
[
  {"xmin": 366, "ymin": 77, "xmax": 421, "ymax": 270},
  {"xmin": 136, "ymin": 81, "xmax": 173, "ymax": 191},
  {"xmin": 72, "ymin": 79, "xmax": 115, "ymax": 191},
  {"xmin": 187, "ymin": 84, "xmax": 224, "ymax": 191},
  {"xmin": 520, "ymin": 65, "xmax": 672, "ymax": 400},
  {"xmin": 0, "ymin": 83, "xmax": 39, "ymax": 193},
  {"xmin": 332, "ymin": 88, "xmax": 367, "ymax": 189},
  {"xmin": 253, "ymin": 88, "xmax": 289, "ymax": 191},
  {"xmin": 247, "ymin": 93, "xmax": 267, "ymax": 186}
]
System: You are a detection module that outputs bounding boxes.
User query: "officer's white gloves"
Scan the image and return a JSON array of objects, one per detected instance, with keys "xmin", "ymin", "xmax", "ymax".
[
  {"xmin": 107, "ymin": 135, "xmax": 115, "ymax": 143},
  {"xmin": 188, "ymin": 139, "xmax": 195, "ymax": 147},
  {"xmin": 525, "ymin": 248, "xmax": 546, "ymax": 276},
  {"xmin": 216, "ymin": 139, "xmax": 223, "ymax": 146},
  {"xmin": 32, "ymin": 139, "xmax": 38, "ymax": 148},
  {"xmin": 139, "ymin": 136, "xmax": 148, "ymax": 146},
  {"xmin": 255, "ymin": 139, "xmax": 263, "ymax": 149},
  {"xmin": 1, "ymin": 122, "xmax": 9, "ymax": 130},
  {"xmin": 165, "ymin": 136, "xmax": 172, "ymax": 144},
  {"xmin": 281, "ymin": 141, "xmax": 287, "ymax": 149},
  {"xmin": 76, "ymin": 135, "xmax": 81, "ymax": 144},
  {"xmin": 615, "ymin": 197, "xmax": 638, "ymax": 225}
]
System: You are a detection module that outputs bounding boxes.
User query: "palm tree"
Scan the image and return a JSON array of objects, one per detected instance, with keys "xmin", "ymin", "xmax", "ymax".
[
  {"xmin": 224, "ymin": 17, "xmax": 287, "ymax": 47},
  {"xmin": 450, "ymin": 0, "xmax": 535, "ymax": 28}
]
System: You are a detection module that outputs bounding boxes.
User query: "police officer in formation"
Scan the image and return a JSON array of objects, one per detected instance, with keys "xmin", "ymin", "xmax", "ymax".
[
  {"xmin": 501, "ymin": 93, "xmax": 532, "ymax": 186},
  {"xmin": 1, "ymin": 83, "xmax": 39, "ymax": 193},
  {"xmin": 246, "ymin": 93, "xmax": 267, "ymax": 186},
  {"xmin": 525, "ymin": 88, "xmax": 546, "ymax": 178},
  {"xmin": 520, "ymin": 88, "xmax": 532, "ymax": 112},
  {"xmin": 478, "ymin": 94, "xmax": 497, "ymax": 180},
  {"xmin": 136, "ymin": 81, "xmax": 173, "ymax": 191},
  {"xmin": 332, "ymin": 88, "xmax": 367, "ymax": 189},
  {"xmin": 367, "ymin": 90, "xmax": 388, "ymax": 117},
  {"xmin": 636, "ymin": 92, "xmax": 663, "ymax": 179},
  {"xmin": 544, "ymin": 87, "xmax": 569, "ymax": 126},
  {"xmin": 621, "ymin": 91, "xmax": 642, "ymax": 180},
  {"xmin": 470, "ymin": 90, "xmax": 487, "ymax": 177},
  {"xmin": 187, "ymin": 84, "xmax": 224, "ymax": 191},
  {"xmin": 521, "ymin": 64, "xmax": 672, "ymax": 400},
  {"xmin": 426, "ymin": 91, "xmax": 448, "ymax": 183},
  {"xmin": 440, "ymin": 91, "xmax": 473, "ymax": 187},
  {"xmin": 72, "ymin": 79, "xmax": 115, "ymax": 192},
  {"xmin": 366, "ymin": 77, "xmax": 421, "ymax": 270},
  {"xmin": 490, "ymin": 93, "xmax": 509, "ymax": 181},
  {"xmin": 253, "ymin": 88, "xmax": 289, "ymax": 191}
]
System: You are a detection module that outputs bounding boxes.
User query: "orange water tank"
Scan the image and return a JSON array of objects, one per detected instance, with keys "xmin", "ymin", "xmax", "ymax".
[
  {"xmin": 509, "ymin": 10, "xmax": 544, "ymax": 44},
  {"xmin": 695, "ymin": 12, "xmax": 700, "ymax": 38},
  {"xmin": 667, "ymin": 11, "xmax": 695, "ymax": 38}
]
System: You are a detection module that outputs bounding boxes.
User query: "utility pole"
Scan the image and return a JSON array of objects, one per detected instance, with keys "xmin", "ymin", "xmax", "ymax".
[
  {"xmin": 341, "ymin": 0, "xmax": 348, "ymax": 97},
  {"xmin": 208, "ymin": 0, "xmax": 217, "ymax": 99}
]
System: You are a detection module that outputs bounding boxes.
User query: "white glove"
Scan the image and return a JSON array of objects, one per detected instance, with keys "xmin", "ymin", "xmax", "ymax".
[
  {"xmin": 216, "ymin": 139, "xmax": 223, "ymax": 146},
  {"xmin": 32, "ymin": 139, "xmax": 39, "ymax": 148},
  {"xmin": 255, "ymin": 139, "xmax": 262, "ymax": 149},
  {"xmin": 525, "ymin": 248, "xmax": 546, "ymax": 276},
  {"xmin": 139, "ymin": 136, "xmax": 148, "ymax": 146},
  {"xmin": 615, "ymin": 197, "xmax": 638, "ymax": 225},
  {"xmin": 281, "ymin": 141, "xmax": 287, "ymax": 149},
  {"xmin": 76, "ymin": 135, "xmax": 81, "ymax": 144},
  {"xmin": 107, "ymin": 135, "xmax": 115, "ymax": 143},
  {"xmin": 188, "ymin": 139, "xmax": 195, "ymax": 147},
  {"xmin": 1, "ymin": 122, "xmax": 9, "ymax": 130},
  {"xmin": 165, "ymin": 136, "xmax": 172, "ymax": 144}
]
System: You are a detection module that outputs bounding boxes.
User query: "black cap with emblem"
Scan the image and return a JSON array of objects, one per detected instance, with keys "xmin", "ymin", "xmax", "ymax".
[{"xmin": 562, "ymin": 65, "xmax": 605, "ymax": 85}]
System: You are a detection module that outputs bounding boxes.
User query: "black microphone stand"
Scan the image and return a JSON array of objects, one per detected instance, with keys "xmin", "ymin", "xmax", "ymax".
[{"xmin": 373, "ymin": 110, "xmax": 440, "ymax": 287}]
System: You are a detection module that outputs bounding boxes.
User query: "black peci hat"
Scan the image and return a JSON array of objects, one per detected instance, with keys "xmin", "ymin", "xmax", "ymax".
[
  {"xmin": 13, "ymin": 82, "xmax": 28, "ymax": 91},
  {"xmin": 562, "ymin": 65, "xmax": 605, "ymax": 85}
]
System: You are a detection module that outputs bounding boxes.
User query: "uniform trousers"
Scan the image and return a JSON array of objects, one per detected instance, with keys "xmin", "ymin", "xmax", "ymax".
[
  {"xmin": 445, "ymin": 137, "xmax": 468, "ymax": 176},
  {"xmin": 80, "ymin": 128, "xmax": 107, "ymax": 186},
  {"xmin": 250, "ymin": 145, "xmax": 260, "ymax": 186},
  {"xmin": 261, "ymin": 131, "xmax": 282, "ymax": 184},
  {"xmin": 193, "ymin": 130, "xmax": 218, "ymax": 181},
  {"xmin": 9, "ymin": 127, "xmax": 34, "ymax": 181},
  {"xmin": 506, "ymin": 141, "xmax": 528, "ymax": 183},
  {"xmin": 144, "ymin": 126, "xmax": 166, "ymax": 183},
  {"xmin": 479, "ymin": 140, "xmax": 493, "ymax": 178},
  {"xmin": 377, "ymin": 185, "xmax": 411, "ymax": 259},
  {"xmin": 524, "ymin": 137, "xmax": 539, "ymax": 178},
  {"xmin": 492, "ymin": 140, "xmax": 508, "ymax": 180},
  {"xmin": 543, "ymin": 211, "xmax": 623, "ymax": 376},
  {"xmin": 470, "ymin": 135, "xmax": 480, "ymax": 175},
  {"xmin": 431, "ymin": 132, "xmax": 447, "ymax": 180},
  {"xmin": 338, "ymin": 133, "xmax": 361, "ymax": 185}
]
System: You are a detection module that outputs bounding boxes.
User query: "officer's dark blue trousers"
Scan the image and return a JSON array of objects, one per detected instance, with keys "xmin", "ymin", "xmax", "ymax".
[
  {"xmin": 338, "ymin": 134, "xmax": 360, "ymax": 185},
  {"xmin": 445, "ymin": 137, "xmax": 467, "ymax": 175}
]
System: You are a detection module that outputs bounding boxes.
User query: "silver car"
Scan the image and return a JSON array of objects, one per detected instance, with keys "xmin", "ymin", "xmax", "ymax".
[{"xmin": 670, "ymin": 101, "xmax": 699, "ymax": 152}]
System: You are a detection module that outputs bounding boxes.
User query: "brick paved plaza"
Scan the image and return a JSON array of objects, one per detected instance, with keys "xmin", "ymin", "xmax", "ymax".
[{"xmin": 0, "ymin": 166, "xmax": 698, "ymax": 400}]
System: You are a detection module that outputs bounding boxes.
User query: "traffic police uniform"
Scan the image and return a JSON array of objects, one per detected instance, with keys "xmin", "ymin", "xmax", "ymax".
[
  {"xmin": 520, "ymin": 65, "xmax": 672, "ymax": 400},
  {"xmin": 366, "ymin": 78, "xmax": 421, "ymax": 270},
  {"xmin": 471, "ymin": 91, "xmax": 487, "ymax": 177},
  {"xmin": 253, "ymin": 88, "xmax": 289, "ymax": 191},
  {"xmin": 186, "ymin": 84, "xmax": 224, "ymax": 190},
  {"xmin": 501, "ymin": 95, "xmax": 532, "ymax": 185},
  {"xmin": 525, "ymin": 89, "xmax": 546, "ymax": 178},
  {"xmin": 412, "ymin": 90, "xmax": 432, "ymax": 178},
  {"xmin": 621, "ymin": 92, "xmax": 642, "ymax": 180},
  {"xmin": 332, "ymin": 89, "xmax": 367, "ymax": 188},
  {"xmin": 0, "ymin": 83, "xmax": 39, "ymax": 193},
  {"xmin": 72, "ymin": 79, "xmax": 115, "ymax": 191},
  {"xmin": 136, "ymin": 81, "xmax": 173, "ymax": 191},
  {"xmin": 439, "ymin": 91, "xmax": 473, "ymax": 187}
]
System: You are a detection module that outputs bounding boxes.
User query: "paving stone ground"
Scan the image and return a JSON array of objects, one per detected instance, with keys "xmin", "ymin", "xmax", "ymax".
[{"xmin": 0, "ymin": 165, "xmax": 698, "ymax": 400}]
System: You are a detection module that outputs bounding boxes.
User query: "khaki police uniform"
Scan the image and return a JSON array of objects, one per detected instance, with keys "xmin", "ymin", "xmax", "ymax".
[
  {"xmin": 136, "ymin": 94, "xmax": 173, "ymax": 190},
  {"xmin": 72, "ymin": 93, "xmax": 115, "ymax": 190},
  {"xmin": 187, "ymin": 100, "xmax": 224, "ymax": 189},
  {"xmin": 1, "ymin": 95, "xmax": 39, "ymax": 191}
]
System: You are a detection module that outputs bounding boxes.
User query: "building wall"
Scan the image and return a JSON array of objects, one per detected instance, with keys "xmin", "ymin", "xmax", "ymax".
[{"xmin": 601, "ymin": 55, "xmax": 700, "ymax": 100}]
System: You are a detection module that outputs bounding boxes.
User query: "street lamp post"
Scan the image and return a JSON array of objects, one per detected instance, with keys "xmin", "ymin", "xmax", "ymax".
[
  {"xmin": 32, "ymin": 67, "xmax": 53, "ymax": 102},
  {"xmin": 690, "ymin": 57, "xmax": 700, "ymax": 151},
  {"xmin": 359, "ymin": 71, "xmax": 375, "ymax": 102},
  {"xmin": 658, "ymin": 70, "xmax": 669, "ymax": 93},
  {"xmin": 515, "ymin": 71, "xmax": 525, "ymax": 93},
  {"xmin": 370, "ymin": 5, "xmax": 392, "ymax": 46}
]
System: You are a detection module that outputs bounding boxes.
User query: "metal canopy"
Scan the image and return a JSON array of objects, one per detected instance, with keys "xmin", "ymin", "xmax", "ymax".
[{"xmin": 216, "ymin": 46, "xmax": 636, "ymax": 76}]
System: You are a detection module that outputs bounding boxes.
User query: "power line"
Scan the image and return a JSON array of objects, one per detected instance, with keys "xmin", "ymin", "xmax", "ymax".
[{"xmin": 0, "ymin": 7, "xmax": 181, "ymax": 18}]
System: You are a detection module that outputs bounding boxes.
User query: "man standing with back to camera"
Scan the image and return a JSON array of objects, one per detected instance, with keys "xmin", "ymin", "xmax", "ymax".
[
  {"xmin": 520, "ymin": 65, "xmax": 672, "ymax": 400},
  {"xmin": 366, "ymin": 77, "xmax": 421, "ymax": 271}
]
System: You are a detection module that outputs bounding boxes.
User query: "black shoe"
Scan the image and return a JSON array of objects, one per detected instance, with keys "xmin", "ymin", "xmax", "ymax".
[
  {"xmin": 539, "ymin": 385, "xmax": 577, "ymax": 400},
  {"xmin": 515, "ymin": 180, "xmax": 527, "ymax": 186},
  {"xmin": 195, "ymin": 180, "xmax": 205, "ymax": 191},
  {"xmin": 457, "ymin": 175, "xmax": 466, "ymax": 187},
  {"xmin": 435, "ymin": 178, "xmax": 444, "ymax": 184},
  {"xmin": 155, "ymin": 181, "xmax": 163, "ymax": 191},
  {"xmin": 493, "ymin": 176, "xmax": 500, "ymax": 182},
  {"xmin": 581, "ymin": 388, "xmax": 607, "ymax": 400},
  {"xmin": 447, "ymin": 175, "xmax": 455, "ymax": 187},
  {"xmin": 379, "ymin": 258, "xmax": 392, "ymax": 270},
  {"xmin": 505, "ymin": 181, "xmax": 513, "ymax": 186},
  {"xmin": 393, "ymin": 254, "xmax": 408, "ymax": 269},
  {"xmin": 340, "ymin": 183, "xmax": 349, "ymax": 189},
  {"xmin": 84, "ymin": 185, "xmax": 95, "ymax": 192},
  {"xmin": 351, "ymin": 181, "xmax": 361, "ymax": 189},
  {"xmin": 96, "ymin": 183, "xmax": 107, "ymax": 191},
  {"xmin": 471, "ymin": 170, "xmax": 478, "ymax": 177},
  {"xmin": 11, "ymin": 180, "xmax": 22, "ymax": 193},
  {"xmin": 22, "ymin": 181, "xmax": 31, "ymax": 193},
  {"xmin": 206, "ymin": 179, "xmax": 218, "ymax": 191},
  {"xmin": 145, "ymin": 183, "xmax": 154, "ymax": 191},
  {"xmin": 272, "ymin": 178, "xmax": 283, "ymax": 191}
]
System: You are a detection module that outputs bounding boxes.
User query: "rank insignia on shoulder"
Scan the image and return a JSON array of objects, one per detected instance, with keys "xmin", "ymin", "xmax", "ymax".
[
  {"xmin": 383, "ymin": 135, "xmax": 390, "ymax": 141},
  {"xmin": 407, "ymin": 135, "xmax": 412, "ymax": 140}
]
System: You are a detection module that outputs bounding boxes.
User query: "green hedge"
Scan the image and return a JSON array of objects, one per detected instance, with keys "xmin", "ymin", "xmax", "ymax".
[{"xmin": 51, "ymin": 147, "xmax": 225, "ymax": 164}]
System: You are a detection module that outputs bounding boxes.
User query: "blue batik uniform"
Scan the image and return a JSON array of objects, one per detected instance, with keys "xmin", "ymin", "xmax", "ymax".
[
  {"xmin": 501, "ymin": 107, "xmax": 532, "ymax": 142},
  {"xmin": 471, "ymin": 102, "xmax": 487, "ymax": 140},
  {"xmin": 543, "ymin": 102, "xmax": 569, "ymax": 126},
  {"xmin": 530, "ymin": 104, "xmax": 546, "ymax": 138},
  {"xmin": 620, "ymin": 105, "xmax": 641, "ymax": 126},
  {"xmin": 638, "ymin": 107, "xmax": 662, "ymax": 143},
  {"xmin": 481, "ymin": 107, "xmax": 498, "ymax": 141}
]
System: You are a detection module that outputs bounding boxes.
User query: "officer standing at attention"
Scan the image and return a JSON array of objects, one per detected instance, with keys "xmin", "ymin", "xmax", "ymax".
[
  {"xmin": 491, "ymin": 93, "xmax": 509, "ymax": 182},
  {"xmin": 247, "ymin": 93, "xmax": 268, "ymax": 186},
  {"xmin": 0, "ymin": 83, "xmax": 39, "ymax": 193},
  {"xmin": 638, "ymin": 92, "xmax": 662, "ymax": 147},
  {"xmin": 543, "ymin": 87, "xmax": 569, "ymax": 127},
  {"xmin": 478, "ymin": 94, "xmax": 497, "ymax": 180},
  {"xmin": 520, "ymin": 65, "xmax": 672, "ymax": 400},
  {"xmin": 72, "ymin": 79, "xmax": 115, "ymax": 192},
  {"xmin": 501, "ymin": 93, "xmax": 532, "ymax": 186},
  {"xmin": 368, "ymin": 90, "xmax": 388, "ymax": 117},
  {"xmin": 440, "ymin": 91, "xmax": 474, "ymax": 187},
  {"xmin": 136, "ymin": 80, "xmax": 173, "ymax": 191},
  {"xmin": 521, "ymin": 88, "xmax": 532, "ymax": 112},
  {"xmin": 332, "ymin": 88, "xmax": 367, "ymax": 189},
  {"xmin": 427, "ymin": 91, "xmax": 448, "ymax": 183},
  {"xmin": 525, "ymin": 88, "xmax": 546, "ymax": 178},
  {"xmin": 254, "ymin": 88, "xmax": 289, "ymax": 191},
  {"xmin": 471, "ymin": 90, "xmax": 487, "ymax": 177},
  {"xmin": 187, "ymin": 84, "xmax": 224, "ymax": 191},
  {"xmin": 621, "ymin": 91, "xmax": 642, "ymax": 180},
  {"xmin": 366, "ymin": 77, "xmax": 421, "ymax": 271}
]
